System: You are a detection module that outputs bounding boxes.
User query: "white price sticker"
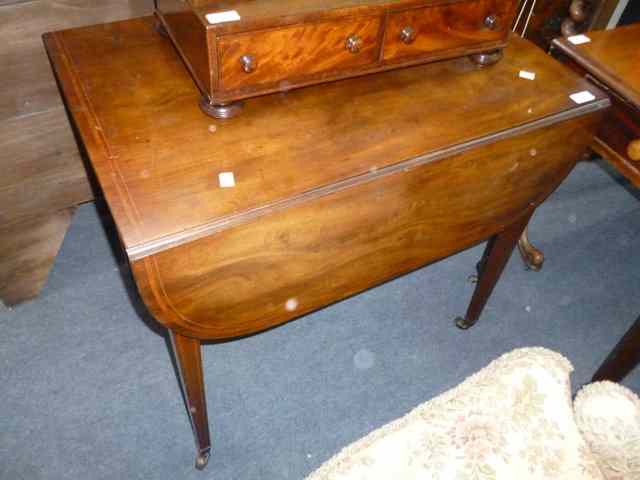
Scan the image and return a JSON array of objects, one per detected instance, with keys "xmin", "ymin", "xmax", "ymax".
[
  {"xmin": 519, "ymin": 70, "xmax": 536, "ymax": 80},
  {"xmin": 206, "ymin": 10, "xmax": 241, "ymax": 24},
  {"xmin": 218, "ymin": 172, "xmax": 236, "ymax": 188},
  {"xmin": 567, "ymin": 34, "xmax": 591, "ymax": 45},
  {"xmin": 569, "ymin": 91, "xmax": 596, "ymax": 104}
]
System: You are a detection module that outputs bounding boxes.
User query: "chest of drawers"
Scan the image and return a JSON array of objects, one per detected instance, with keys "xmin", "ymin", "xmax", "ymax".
[{"xmin": 155, "ymin": 0, "xmax": 519, "ymax": 117}]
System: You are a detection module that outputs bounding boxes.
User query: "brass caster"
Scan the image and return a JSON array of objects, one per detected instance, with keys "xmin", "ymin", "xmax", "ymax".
[
  {"xmin": 455, "ymin": 316, "xmax": 474, "ymax": 330},
  {"xmin": 470, "ymin": 49, "xmax": 503, "ymax": 67},
  {"xmin": 195, "ymin": 450, "xmax": 211, "ymax": 470},
  {"xmin": 199, "ymin": 97, "xmax": 244, "ymax": 119},
  {"xmin": 155, "ymin": 20, "xmax": 168, "ymax": 38}
]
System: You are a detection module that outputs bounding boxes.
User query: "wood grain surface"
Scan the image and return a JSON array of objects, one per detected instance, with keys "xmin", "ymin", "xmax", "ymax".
[
  {"xmin": 552, "ymin": 23, "xmax": 640, "ymax": 110},
  {"xmin": 218, "ymin": 15, "xmax": 382, "ymax": 90},
  {"xmin": 157, "ymin": 0, "xmax": 518, "ymax": 103},
  {"xmin": 1, "ymin": 0, "xmax": 150, "ymax": 122},
  {"xmin": 383, "ymin": 0, "xmax": 513, "ymax": 61},
  {"xmin": 1, "ymin": 0, "xmax": 151, "ymax": 219},
  {"xmin": 0, "ymin": 0, "xmax": 150, "ymax": 305},
  {"xmin": 44, "ymin": 18, "xmax": 609, "ymax": 257},
  {"xmin": 552, "ymin": 22, "xmax": 640, "ymax": 385},
  {"xmin": 0, "ymin": 208, "xmax": 74, "ymax": 306},
  {"xmin": 185, "ymin": 0, "xmax": 505, "ymax": 34},
  {"xmin": 131, "ymin": 114, "xmax": 599, "ymax": 339},
  {"xmin": 45, "ymin": 17, "xmax": 608, "ymax": 465},
  {"xmin": 0, "ymin": 109, "xmax": 92, "ymax": 223},
  {"xmin": 594, "ymin": 99, "xmax": 640, "ymax": 187},
  {"xmin": 552, "ymin": 23, "xmax": 640, "ymax": 188}
]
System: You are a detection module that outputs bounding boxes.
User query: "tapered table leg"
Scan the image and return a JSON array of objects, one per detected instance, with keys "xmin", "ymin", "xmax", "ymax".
[
  {"xmin": 456, "ymin": 213, "xmax": 533, "ymax": 329},
  {"xmin": 169, "ymin": 331, "xmax": 212, "ymax": 470},
  {"xmin": 517, "ymin": 226, "xmax": 544, "ymax": 271},
  {"xmin": 592, "ymin": 315, "xmax": 640, "ymax": 382}
]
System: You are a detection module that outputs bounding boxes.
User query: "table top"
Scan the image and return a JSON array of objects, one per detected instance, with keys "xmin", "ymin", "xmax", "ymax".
[
  {"xmin": 553, "ymin": 23, "xmax": 640, "ymax": 110},
  {"xmin": 44, "ymin": 17, "xmax": 607, "ymax": 259}
]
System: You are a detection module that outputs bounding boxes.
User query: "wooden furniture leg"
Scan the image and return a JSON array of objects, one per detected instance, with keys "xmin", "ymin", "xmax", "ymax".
[
  {"xmin": 169, "ymin": 331, "xmax": 212, "ymax": 470},
  {"xmin": 592, "ymin": 315, "xmax": 640, "ymax": 382},
  {"xmin": 0, "ymin": 208, "xmax": 75, "ymax": 307},
  {"xmin": 517, "ymin": 226, "xmax": 545, "ymax": 271},
  {"xmin": 456, "ymin": 213, "xmax": 533, "ymax": 329}
]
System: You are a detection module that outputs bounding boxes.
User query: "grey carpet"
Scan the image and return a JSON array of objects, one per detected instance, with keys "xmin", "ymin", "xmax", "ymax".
[{"xmin": 1, "ymin": 158, "xmax": 639, "ymax": 480}]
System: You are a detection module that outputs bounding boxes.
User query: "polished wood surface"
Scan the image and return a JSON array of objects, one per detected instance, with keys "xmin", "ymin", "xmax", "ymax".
[
  {"xmin": 169, "ymin": 332, "xmax": 211, "ymax": 470},
  {"xmin": 44, "ymin": 21, "xmax": 607, "ymax": 257},
  {"xmin": 552, "ymin": 23, "xmax": 640, "ymax": 189},
  {"xmin": 551, "ymin": 24, "xmax": 640, "ymax": 382},
  {"xmin": 383, "ymin": 0, "xmax": 512, "ymax": 61},
  {"xmin": 218, "ymin": 16, "xmax": 382, "ymax": 90},
  {"xmin": 0, "ymin": 0, "xmax": 150, "ymax": 305},
  {"xmin": 456, "ymin": 212, "xmax": 533, "ymax": 329},
  {"xmin": 131, "ymin": 115, "xmax": 597, "ymax": 339},
  {"xmin": 518, "ymin": 21, "xmax": 640, "ymax": 271},
  {"xmin": 592, "ymin": 98, "xmax": 640, "ymax": 188},
  {"xmin": 44, "ymin": 17, "xmax": 607, "ymax": 468},
  {"xmin": 553, "ymin": 24, "xmax": 640, "ymax": 110},
  {"xmin": 157, "ymin": 0, "xmax": 518, "ymax": 105}
]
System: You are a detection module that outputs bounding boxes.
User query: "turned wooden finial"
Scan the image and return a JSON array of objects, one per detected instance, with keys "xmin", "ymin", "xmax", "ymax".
[
  {"xmin": 561, "ymin": 18, "xmax": 579, "ymax": 37},
  {"xmin": 569, "ymin": 0, "xmax": 590, "ymax": 23},
  {"xmin": 561, "ymin": 0, "xmax": 594, "ymax": 38}
]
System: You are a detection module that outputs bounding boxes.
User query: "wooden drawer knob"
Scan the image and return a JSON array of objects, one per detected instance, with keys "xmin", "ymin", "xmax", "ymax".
[
  {"xmin": 400, "ymin": 26, "xmax": 416, "ymax": 44},
  {"xmin": 569, "ymin": 0, "xmax": 589, "ymax": 23},
  {"xmin": 240, "ymin": 54, "xmax": 256, "ymax": 73},
  {"xmin": 484, "ymin": 14, "xmax": 499, "ymax": 30},
  {"xmin": 628, "ymin": 139, "xmax": 640, "ymax": 161},
  {"xmin": 345, "ymin": 34, "xmax": 363, "ymax": 54}
]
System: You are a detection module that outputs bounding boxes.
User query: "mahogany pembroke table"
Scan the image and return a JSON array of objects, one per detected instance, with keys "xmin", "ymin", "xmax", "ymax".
[{"xmin": 43, "ymin": 17, "xmax": 608, "ymax": 469}]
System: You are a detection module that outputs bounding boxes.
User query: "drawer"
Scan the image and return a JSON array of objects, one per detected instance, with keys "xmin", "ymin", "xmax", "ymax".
[
  {"xmin": 597, "ymin": 101, "xmax": 640, "ymax": 164},
  {"xmin": 383, "ymin": 0, "xmax": 512, "ymax": 62},
  {"xmin": 218, "ymin": 17, "xmax": 382, "ymax": 91}
]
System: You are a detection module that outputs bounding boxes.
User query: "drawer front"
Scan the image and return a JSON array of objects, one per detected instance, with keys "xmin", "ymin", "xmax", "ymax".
[
  {"xmin": 383, "ymin": 0, "xmax": 512, "ymax": 62},
  {"xmin": 598, "ymin": 101, "xmax": 640, "ymax": 161},
  {"xmin": 132, "ymin": 115, "xmax": 599, "ymax": 340},
  {"xmin": 218, "ymin": 17, "xmax": 382, "ymax": 91},
  {"xmin": 595, "ymin": 100, "xmax": 640, "ymax": 186}
]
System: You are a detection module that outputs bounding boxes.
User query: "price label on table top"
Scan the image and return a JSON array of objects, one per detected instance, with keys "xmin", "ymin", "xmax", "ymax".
[
  {"xmin": 206, "ymin": 10, "xmax": 241, "ymax": 24},
  {"xmin": 567, "ymin": 34, "xmax": 591, "ymax": 45},
  {"xmin": 570, "ymin": 91, "xmax": 596, "ymax": 104},
  {"xmin": 519, "ymin": 70, "xmax": 536, "ymax": 80},
  {"xmin": 218, "ymin": 172, "xmax": 236, "ymax": 188}
]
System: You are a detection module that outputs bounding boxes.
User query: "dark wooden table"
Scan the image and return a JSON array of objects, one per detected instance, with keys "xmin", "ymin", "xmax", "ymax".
[
  {"xmin": 550, "ymin": 23, "xmax": 640, "ymax": 383},
  {"xmin": 44, "ymin": 18, "xmax": 608, "ymax": 469}
]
